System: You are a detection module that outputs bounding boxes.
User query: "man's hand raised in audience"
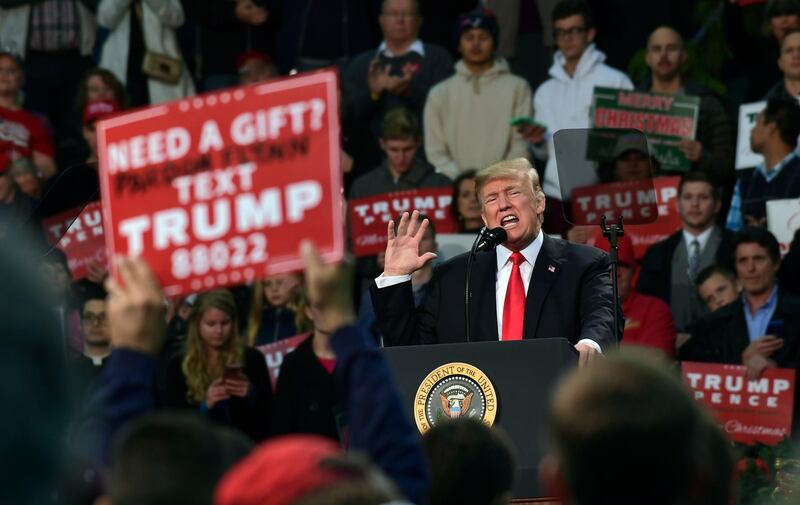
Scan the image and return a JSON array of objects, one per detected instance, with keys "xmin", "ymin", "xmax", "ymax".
[
  {"xmin": 104, "ymin": 257, "xmax": 166, "ymax": 356},
  {"xmin": 300, "ymin": 241, "xmax": 356, "ymax": 334},
  {"xmin": 383, "ymin": 211, "xmax": 438, "ymax": 277}
]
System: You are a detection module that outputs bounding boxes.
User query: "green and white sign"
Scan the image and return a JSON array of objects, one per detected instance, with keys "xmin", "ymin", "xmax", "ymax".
[{"xmin": 590, "ymin": 87, "xmax": 700, "ymax": 172}]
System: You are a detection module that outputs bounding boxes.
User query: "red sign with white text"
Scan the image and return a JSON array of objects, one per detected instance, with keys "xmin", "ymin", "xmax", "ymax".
[
  {"xmin": 97, "ymin": 71, "xmax": 344, "ymax": 296},
  {"xmin": 257, "ymin": 333, "xmax": 310, "ymax": 390},
  {"xmin": 577, "ymin": 176, "xmax": 682, "ymax": 259},
  {"xmin": 682, "ymin": 362, "xmax": 795, "ymax": 445},
  {"xmin": 349, "ymin": 188, "xmax": 458, "ymax": 256},
  {"xmin": 42, "ymin": 201, "xmax": 107, "ymax": 280}
]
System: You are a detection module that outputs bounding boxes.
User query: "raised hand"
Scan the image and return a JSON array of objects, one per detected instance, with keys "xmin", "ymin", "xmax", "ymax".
[
  {"xmin": 104, "ymin": 257, "xmax": 166, "ymax": 355},
  {"xmin": 300, "ymin": 241, "xmax": 356, "ymax": 334},
  {"xmin": 383, "ymin": 211, "xmax": 438, "ymax": 277}
]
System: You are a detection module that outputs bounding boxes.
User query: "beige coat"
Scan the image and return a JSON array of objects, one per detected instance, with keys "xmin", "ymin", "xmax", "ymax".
[{"xmin": 423, "ymin": 58, "xmax": 532, "ymax": 179}]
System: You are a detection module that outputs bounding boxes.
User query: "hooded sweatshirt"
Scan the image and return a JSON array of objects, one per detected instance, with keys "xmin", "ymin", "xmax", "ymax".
[
  {"xmin": 424, "ymin": 58, "xmax": 532, "ymax": 179},
  {"xmin": 533, "ymin": 43, "xmax": 633, "ymax": 199}
]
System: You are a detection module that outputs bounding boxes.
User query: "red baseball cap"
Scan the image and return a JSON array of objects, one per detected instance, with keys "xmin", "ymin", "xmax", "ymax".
[
  {"xmin": 594, "ymin": 235, "xmax": 636, "ymax": 267},
  {"xmin": 83, "ymin": 99, "xmax": 121, "ymax": 125},
  {"xmin": 215, "ymin": 435, "xmax": 347, "ymax": 505},
  {"xmin": 236, "ymin": 50, "xmax": 272, "ymax": 73}
]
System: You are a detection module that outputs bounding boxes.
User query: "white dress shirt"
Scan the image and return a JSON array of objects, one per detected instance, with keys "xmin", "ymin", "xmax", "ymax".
[
  {"xmin": 682, "ymin": 226, "xmax": 714, "ymax": 254},
  {"xmin": 377, "ymin": 39, "xmax": 425, "ymax": 58}
]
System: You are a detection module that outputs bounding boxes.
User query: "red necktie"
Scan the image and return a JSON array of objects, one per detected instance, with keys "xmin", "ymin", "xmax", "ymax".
[{"xmin": 502, "ymin": 252, "xmax": 526, "ymax": 341}]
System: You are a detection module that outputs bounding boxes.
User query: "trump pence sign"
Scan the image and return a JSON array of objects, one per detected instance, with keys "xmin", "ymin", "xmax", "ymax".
[
  {"xmin": 682, "ymin": 362, "xmax": 795, "ymax": 445},
  {"xmin": 97, "ymin": 71, "xmax": 344, "ymax": 296}
]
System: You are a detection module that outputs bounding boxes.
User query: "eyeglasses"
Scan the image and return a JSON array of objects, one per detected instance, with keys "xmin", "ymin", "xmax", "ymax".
[
  {"xmin": 382, "ymin": 11, "xmax": 418, "ymax": 19},
  {"xmin": 554, "ymin": 26, "xmax": 587, "ymax": 41},
  {"xmin": 82, "ymin": 312, "xmax": 107, "ymax": 325}
]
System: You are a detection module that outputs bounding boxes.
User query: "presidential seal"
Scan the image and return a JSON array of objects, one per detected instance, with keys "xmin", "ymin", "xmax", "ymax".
[{"xmin": 413, "ymin": 362, "xmax": 498, "ymax": 433}]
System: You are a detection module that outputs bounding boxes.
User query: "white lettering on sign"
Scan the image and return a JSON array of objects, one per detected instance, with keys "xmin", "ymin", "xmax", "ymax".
[
  {"xmin": 198, "ymin": 120, "xmax": 224, "ymax": 153},
  {"xmin": 684, "ymin": 370, "xmax": 791, "ymax": 410},
  {"xmin": 171, "ymin": 233, "xmax": 267, "ymax": 280},
  {"xmin": 230, "ymin": 99, "xmax": 327, "ymax": 146},
  {"xmin": 724, "ymin": 420, "xmax": 787, "ymax": 437},
  {"xmin": 351, "ymin": 195, "xmax": 453, "ymax": 221},
  {"xmin": 48, "ymin": 207, "xmax": 104, "ymax": 247},
  {"xmin": 172, "ymin": 163, "xmax": 257, "ymax": 204},
  {"xmin": 117, "ymin": 179, "xmax": 324, "ymax": 254},
  {"xmin": 236, "ymin": 189, "xmax": 283, "ymax": 230},
  {"xmin": 286, "ymin": 182, "xmax": 322, "ymax": 222},
  {"xmin": 106, "ymin": 127, "xmax": 191, "ymax": 174}
]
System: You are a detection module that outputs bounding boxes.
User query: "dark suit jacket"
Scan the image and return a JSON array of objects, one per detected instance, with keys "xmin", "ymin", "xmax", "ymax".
[
  {"xmin": 637, "ymin": 227, "xmax": 736, "ymax": 303},
  {"xmin": 371, "ymin": 234, "xmax": 620, "ymax": 350},
  {"xmin": 679, "ymin": 290, "xmax": 800, "ymax": 367}
]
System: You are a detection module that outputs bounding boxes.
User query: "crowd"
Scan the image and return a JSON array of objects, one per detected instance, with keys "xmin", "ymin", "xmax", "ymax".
[{"xmin": 3, "ymin": 0, "xmax": 800, "ymax": 504}]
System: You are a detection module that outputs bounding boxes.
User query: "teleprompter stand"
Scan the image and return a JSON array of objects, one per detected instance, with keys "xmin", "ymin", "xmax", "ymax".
[{"xmin": 600, "ymin": 214, "xmax": 625, "ymax": 343}]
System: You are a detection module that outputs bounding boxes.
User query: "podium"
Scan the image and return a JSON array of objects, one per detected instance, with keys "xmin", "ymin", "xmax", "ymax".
[{"xmin": 382, "ymin": 338, "xmax": 577, "ymax": 500}]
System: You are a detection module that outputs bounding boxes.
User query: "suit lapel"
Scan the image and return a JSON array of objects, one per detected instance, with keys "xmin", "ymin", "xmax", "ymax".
[
  {"xmin": 523, "ymin": 235, "xmax": 564, "ymax": 340},
  {"xmin": 469, "ymin": 250, "xmax": 499, "ymax": 342}
]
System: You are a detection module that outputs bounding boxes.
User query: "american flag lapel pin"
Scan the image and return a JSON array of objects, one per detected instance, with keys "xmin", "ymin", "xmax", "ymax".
[{"xmin": 548, "ymin": 265, "xmax": 556, "ymax": 273}]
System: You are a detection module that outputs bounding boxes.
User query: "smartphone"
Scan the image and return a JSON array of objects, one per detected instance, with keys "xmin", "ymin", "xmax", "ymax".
[
  {"xmin": 223, "ymin": 363, "xmax": 245, "ymax": 381},
  {"xmin": 509, "ymin": 116, "xmax": 547, "ymax": 129},
  {"xmin": 766, "ymin": 320, "xmax": 784, "ymax": 339}
]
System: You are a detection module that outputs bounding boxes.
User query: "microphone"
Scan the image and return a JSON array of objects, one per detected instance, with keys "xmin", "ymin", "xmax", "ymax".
[{"xmin": 475, "ymin": 227, "xmax": 508, "ymax": 252}]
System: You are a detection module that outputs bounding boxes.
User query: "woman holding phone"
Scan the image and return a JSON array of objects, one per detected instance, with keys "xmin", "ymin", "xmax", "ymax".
[{"xmin": 158, "ymin": 289, "xmax": 273, "ymax": 441}]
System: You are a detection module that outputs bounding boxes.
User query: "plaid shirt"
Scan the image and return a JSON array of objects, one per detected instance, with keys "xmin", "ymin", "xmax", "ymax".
[
  {"xmin": 725, "ymin": 150, "xmax": 798, "ymax": 231},
  {"xmin": 28, "ymin": 0, "xmax": 81, "ymax": 52}
]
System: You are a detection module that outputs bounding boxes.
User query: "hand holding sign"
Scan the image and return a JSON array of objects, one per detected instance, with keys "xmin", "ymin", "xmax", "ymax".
[
  {"xmin": 678, "ymin": 138, "xmax": 703, "ymax": 162},
  {"xmin": 383, "ymin": 211, "xmax": 438, "ymax": 277},
  {"xmin": 743, "ymin": 335, "xmax": 784, "ymax": 380}
]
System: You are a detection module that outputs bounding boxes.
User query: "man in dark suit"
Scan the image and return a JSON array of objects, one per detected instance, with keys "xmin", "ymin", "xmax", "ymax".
[
  {"xmin": 371, "ymin": 158, "xmax": 618, "ymax": 364},
  {"xmin": 680, "ymin": 228, "xmax": 800, "ymax": 380},
  {"xmin": 637, "ymin": 172, "xmax": 735, "ymax": 338}
]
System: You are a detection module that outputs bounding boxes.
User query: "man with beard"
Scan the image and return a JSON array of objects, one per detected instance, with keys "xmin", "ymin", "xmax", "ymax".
[{"xmin": 639, "ymin": 26, "xmax": 733, "ymax": 186}]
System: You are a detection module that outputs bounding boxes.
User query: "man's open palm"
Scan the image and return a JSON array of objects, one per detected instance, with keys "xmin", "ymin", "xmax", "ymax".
[{"xmin": 383, "ymin": 211, "xmax": 438, "ymax": 276}]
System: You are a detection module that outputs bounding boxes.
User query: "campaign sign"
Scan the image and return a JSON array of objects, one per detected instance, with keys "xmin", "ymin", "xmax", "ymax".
[
  {"xmin": 42, "ymin": 201, "xmax": 107, "ymax": 280},
  {"xmin": 591, "ymin": 87, "xmax": 700, "ymax": 171},
  {"xmin": 682, "ymin": 362, "xmax": 795, "ymax": 445},
  {"xmin": 349, "ymin": 187, "xmax": 458, "ymax": 256},
  {"xmin": 257, "ymin": 333, "xmax": 310, "ymax": 390},
  {"xmin": 97, "ymin": 71, "xmax": 344, "ymax": 296},
  {"xmin": 573, "ymin": 176, "xmax": 681, "ymax": 258},
  {"xmin": 767, "ymin": 198, "xmax": 800, "ymax": 256},
  {"xmin": 736, "ymin": 101, "xmax": 766, "ymax": 170}
]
